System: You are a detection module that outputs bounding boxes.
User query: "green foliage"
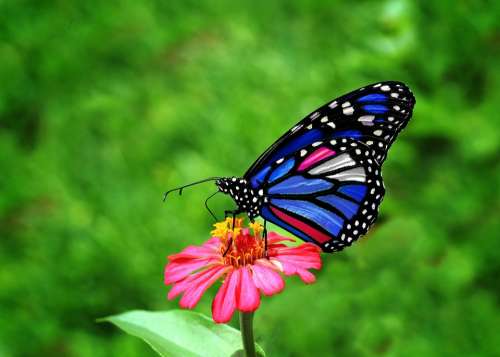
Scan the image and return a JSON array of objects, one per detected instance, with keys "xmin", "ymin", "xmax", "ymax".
[
  {"xmin": 1, "ymin": 0, "xmax": 499, "ymax": 356},
  {"xmin": 101, "ymin": 310, "xmax": 265, "ymax": 357}
]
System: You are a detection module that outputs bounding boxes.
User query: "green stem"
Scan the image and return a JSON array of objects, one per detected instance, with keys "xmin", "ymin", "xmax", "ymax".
[{"xmin": 239, "ymin": 312, "xmax": 256, "ymax": 357}]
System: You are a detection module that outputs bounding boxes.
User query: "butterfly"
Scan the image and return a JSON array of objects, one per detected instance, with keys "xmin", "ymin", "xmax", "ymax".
[{"xmin": 167, "ymin": 81, "xmax": 415, "ymax": 252}]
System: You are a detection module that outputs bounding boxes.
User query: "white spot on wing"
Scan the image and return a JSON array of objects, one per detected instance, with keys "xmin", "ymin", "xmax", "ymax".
[
  {"xmin": 358, "ymin": 115, "xmax": 375, "ymax": 126},
  {"xmin": 310, "ymin": 112, "xmax": 320, "ymax": 119},
  {"xmin": 343, "ymin": 107, "xmax": 354, "ymax": 115}
]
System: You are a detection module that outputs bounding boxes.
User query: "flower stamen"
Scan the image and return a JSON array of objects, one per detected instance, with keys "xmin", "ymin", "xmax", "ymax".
[{"xmin": 214, "ymin": 218, "xmax": 266, "ymax": 268}]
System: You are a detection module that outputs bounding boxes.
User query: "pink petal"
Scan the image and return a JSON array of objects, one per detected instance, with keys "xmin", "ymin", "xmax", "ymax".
[
  {"xmin": 251, "ymin": 261, "xmax": 285, "ymax": 296},
  {"xmin": 167, "ymin": 238, "xmax": 222, "ymax": 261},
  {"xmin": 168, "ymin": 279, "xmax": 191, "ymax": 300},
  {"xmin": 164, "ymin": 258, "xmax": 215, "ymax": 285},
  {"xmin": 274, "ymin": 243, "xmax": 322, "ymax": 270},
  {"xmin": 295, "ymin": 268, "xmax": 316, "ymax": 284},
  {"xmin": 167, "ymin": 266, "xmax": 212, "ymax": 300},
  {"xmin": 204, "ymin": 237, "xmax": 223, "ymax": 249},
  {"xmin": 212, "ymin": 269, "xmax": 240, "ymax": 323},
  {"xmin": 270, "ymin": 243, "xmax": 322, "ymax": 283},
  {"xmin": 276, "ymin": 253, "xmax": 321, "ymax": 269},
  {"xmin": 267, "ymin": 232, "xmax": 296, "ymax": 244},
  {"xmin": 179, "ymin": 265, "xmax": 230, "ymax": 309},
  {"xmin": 278, "ymin": 242, "xmax": 322, "ymax": 256},
  {"xmin": 271, "ymin": 256, "xmax": 320, "ymax": 284},
  {"xmin": 168, "ymin": 244, "xmax": 219, "ymax": 261},
  {"xmin": 237, "ymin": 267, "xmax": 260, "ymax": 312}
]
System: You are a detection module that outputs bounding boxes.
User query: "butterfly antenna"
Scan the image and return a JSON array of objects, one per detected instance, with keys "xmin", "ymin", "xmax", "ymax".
[
  {"xmin": 163, "ymin": 177, "xmax": 221, "ymax": 202},
  {"xmin": 204, "ymin": 191, "xmax": 220, "ymax": 222}
]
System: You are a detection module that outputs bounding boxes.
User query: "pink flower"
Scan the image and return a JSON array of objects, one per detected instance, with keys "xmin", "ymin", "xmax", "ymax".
[{"xmin": 164, "ymin": 218, "xmax": 322, "ymax": 323}]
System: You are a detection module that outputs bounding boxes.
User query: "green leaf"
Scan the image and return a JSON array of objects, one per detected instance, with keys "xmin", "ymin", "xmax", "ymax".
[{"xmin": 100, "ymin": 310, "xmax": 265, "ymax": 357}]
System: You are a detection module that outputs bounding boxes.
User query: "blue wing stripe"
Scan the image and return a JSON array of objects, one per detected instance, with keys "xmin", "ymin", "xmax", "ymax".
[
  {"xmin": 268, "ymin": 158, "xmax": 295, "ymax": 183},
  {"xmin": 333, "ymin": 130, "xmax": 362, "ymax": 139},
  {"xmin": 270, "ymin": 198, "xmax": 344, "ymax": 236},
  {"xmin": 363, "ymin": 105, "xmax": 388, "ymax": 114},
  {"xmin": 266, "ymin": 128, "xmax": 324, "ymax": 164},
  {"xmin": 337, "ymin": 184, "xmax": 367, "ymax": 202},
  {"xmin": 268, "ymin": 176, "xmax": 333, "ymax": 195},
  {"xmin": 317, "ymin": 194, "xmax": 359, "ymax": 219},
  {"xmin": 260, "ymin": 206, "xmax": 313, "ymax": 243},
  {"xmin": 358, "ymin": 94, "xmax": 386, "ymax": 102},
  {"xmin": 250, "ymin": 165, "xmax": 271, "ymax": 187}
]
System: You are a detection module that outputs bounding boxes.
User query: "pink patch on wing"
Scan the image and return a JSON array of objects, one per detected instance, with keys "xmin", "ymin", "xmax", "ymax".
[
  {"xmin": 297, "ymin": 147, "xmax": 336, "ymax": 171},
  {"xmin": 270, "ymin": 206, "xmax": 332, "ymax": 244}
]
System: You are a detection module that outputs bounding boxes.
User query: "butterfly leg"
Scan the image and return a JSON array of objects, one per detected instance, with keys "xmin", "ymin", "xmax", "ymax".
[
  {"xmin": 224, "ymin": 209, "xmax": 241, "ymax": 227},
  {"xmin": 222, "ymin": 238, "xmax": 233, "ymax": 257},
  {"xmin": 223, "ymin": 209, "xmax": 242, "ymax": 257},
  {"xmin": 263, "ymin": 220, "xmax": 268, "ymax": 258},
  {"xmin": 222, "ymin": 211, "xmax": 235, "ymax": 257},
  {"xmin": 224, "ymin": 209, "xmax": 241, "ymax": 219}
]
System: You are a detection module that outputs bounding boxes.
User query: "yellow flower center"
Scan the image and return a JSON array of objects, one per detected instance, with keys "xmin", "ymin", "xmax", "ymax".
[{"xmin": 211, "ymin": 218, "xmax": 265, "ymax": 267}]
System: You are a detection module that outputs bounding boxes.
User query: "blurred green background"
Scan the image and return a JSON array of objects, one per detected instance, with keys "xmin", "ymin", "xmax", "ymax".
[{"xmin": 1, "ymin": 0, "xmax": 499, "ymax": 356}]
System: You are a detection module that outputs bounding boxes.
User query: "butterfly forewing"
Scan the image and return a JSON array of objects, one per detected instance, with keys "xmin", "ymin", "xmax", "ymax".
[{"xmin": 245, "ymin": 81, "xmax": 415, "ymax": 186}]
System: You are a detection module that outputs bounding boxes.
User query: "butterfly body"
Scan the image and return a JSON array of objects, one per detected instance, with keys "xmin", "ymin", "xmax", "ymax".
[
  {"xmin": 215, "ymin": 177, "xmax": 263, "ymax": 219},
  {"xmin": 216, "ymin": 81, "xmax": 414, "ymax": 252}
]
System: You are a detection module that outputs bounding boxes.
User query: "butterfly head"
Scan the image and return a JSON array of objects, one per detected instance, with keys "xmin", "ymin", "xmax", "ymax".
[{"xmin": 216, "ymin": 177, "xmax": 264, "ymax": 219}]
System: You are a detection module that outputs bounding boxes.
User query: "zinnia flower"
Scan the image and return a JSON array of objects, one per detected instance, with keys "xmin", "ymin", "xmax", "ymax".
[{"xmin": 164, "ymin": 218, "xmax": 322, "ymax": 323}]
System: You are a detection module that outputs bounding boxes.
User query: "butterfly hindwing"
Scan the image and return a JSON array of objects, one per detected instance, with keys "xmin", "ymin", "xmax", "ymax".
[
  {"xmin": 259, "ymin": 138, "xmax": 385, "ymax": 252},
  {"xmin": 245, "ymin": 81, "xmax": 415, "ymax": 187}
]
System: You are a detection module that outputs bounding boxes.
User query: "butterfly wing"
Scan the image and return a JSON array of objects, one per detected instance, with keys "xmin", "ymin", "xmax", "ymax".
[
  {"xmin": 258, "ymin": 138, "xmax": 384, "ymax": 252},
  {"xmin": 245, "ymin": 81, "xmax": 415, "ymax": 189}
]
